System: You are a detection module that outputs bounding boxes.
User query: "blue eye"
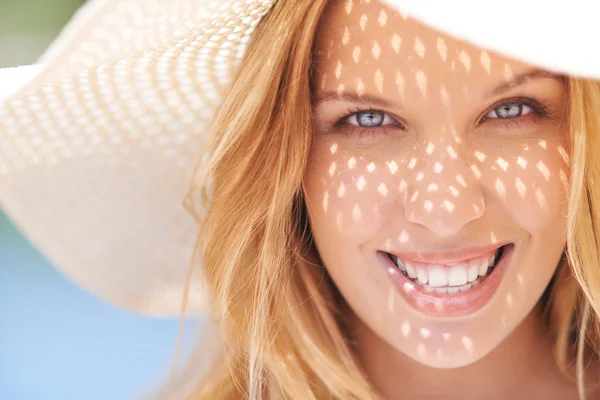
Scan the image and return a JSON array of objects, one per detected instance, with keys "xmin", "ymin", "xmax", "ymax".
[
  {"xmin": 347, "ymin": 110, "xmax": 396, "ymax": 127},
  {"xmin": 485, "ymin": 102, "xmax": 534, "ymax": 119}
]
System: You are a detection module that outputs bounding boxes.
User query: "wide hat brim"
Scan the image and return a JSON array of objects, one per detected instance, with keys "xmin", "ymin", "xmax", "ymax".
[{"xmin": 1, "ymin": 0, "xmax": 598, "ymax": 317}]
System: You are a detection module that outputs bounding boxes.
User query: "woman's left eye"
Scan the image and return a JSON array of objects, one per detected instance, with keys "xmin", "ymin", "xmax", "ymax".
[
  {"xmin": 484, "ymin": 102, "xmax": 534, "ymax": 119},
  {"xmin": 346, "ymin": 110, "xmax": 397, "ymax": 127}
]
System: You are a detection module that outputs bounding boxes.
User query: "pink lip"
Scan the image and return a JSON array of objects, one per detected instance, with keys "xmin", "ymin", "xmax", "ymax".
[
  {"xmin": 386, "ymin": 243, "xmax": 509, "ymax": 265},
  {"xmin": 378, "ymin": 244, "xmax": 514, "ymax": 317}
]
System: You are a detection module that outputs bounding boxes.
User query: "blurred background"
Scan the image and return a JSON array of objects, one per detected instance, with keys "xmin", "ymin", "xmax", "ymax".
[{"xmin": 0, "ymin": 1, "xmax": 199, "ymax": 399}]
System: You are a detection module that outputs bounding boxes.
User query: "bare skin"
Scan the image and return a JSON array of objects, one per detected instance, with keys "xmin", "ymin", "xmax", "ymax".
[{"xmin": 303, "ymin": 0, "xmax": 599, "ymax": 398}]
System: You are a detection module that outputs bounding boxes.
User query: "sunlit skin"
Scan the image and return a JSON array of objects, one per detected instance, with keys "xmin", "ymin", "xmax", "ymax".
[{"xmin": 303, "ymin": 0, "xmax": 579, "ymax": 398}]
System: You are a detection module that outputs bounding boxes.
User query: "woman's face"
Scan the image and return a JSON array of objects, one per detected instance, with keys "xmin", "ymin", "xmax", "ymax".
[{"xmin": 304, "ymin": 0, "xmax": 568, "ymax": 368}]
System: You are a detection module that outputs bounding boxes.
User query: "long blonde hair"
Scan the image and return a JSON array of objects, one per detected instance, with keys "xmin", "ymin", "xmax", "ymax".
[{"xmin": 177, "ymin": 0, "xmax": 600, "ymax": 398}]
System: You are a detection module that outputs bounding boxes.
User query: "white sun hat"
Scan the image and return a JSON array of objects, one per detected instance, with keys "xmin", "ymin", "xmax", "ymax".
[{"xmin": 1, "ymin": 0, "xmax": 598, "ymax": 317}]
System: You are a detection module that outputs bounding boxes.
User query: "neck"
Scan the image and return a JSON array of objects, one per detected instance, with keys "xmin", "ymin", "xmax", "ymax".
[{"xmin": 351, "ymin": 303, "xmax": 574, "ymax": 399}]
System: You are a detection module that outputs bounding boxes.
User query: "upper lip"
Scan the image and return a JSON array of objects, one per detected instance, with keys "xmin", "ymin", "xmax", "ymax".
[{"xmin": 384, "ymin": 242, "xmax": 509, "ymax": 265}]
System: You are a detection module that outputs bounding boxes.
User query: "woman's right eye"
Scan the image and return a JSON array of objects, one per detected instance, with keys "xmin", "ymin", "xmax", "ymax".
[{"xmin": 345, "ymin": 110, "xmax": 398, "ymax": 128}]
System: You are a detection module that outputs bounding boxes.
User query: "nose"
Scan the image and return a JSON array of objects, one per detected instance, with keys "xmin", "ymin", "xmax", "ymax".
[{"xmin": 404, "ymin": 145, "xmax": 485, "ymax": 237}]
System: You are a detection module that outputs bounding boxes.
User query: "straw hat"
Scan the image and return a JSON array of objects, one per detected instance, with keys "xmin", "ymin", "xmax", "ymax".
[{"xmin": 1, "ymin": 0, "xmax": 599, "ymax": 317}]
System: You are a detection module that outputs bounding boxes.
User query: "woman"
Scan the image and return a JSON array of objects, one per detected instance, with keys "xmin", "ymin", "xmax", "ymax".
[{"xmin": 1, "ymin": 0, "xmax": 600, "ymax": 399}]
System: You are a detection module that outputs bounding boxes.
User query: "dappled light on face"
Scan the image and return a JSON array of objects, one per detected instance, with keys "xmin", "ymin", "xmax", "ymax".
[
  {"xmin": 420, "ymin": 327, "xmax": 431, "ymax": 338},
  {"xmin": 458, "ymin": 49, "xmax": 471, "ymax": 73},
  {"xmin": 505, "ymin": 292, "xmax": 513, "ymax": 308},
  {"xmin": 328, "ymin": 161, "xmax": 337, "ymax": 176},
  {"xmin": 436, "ymin": 37, "xmax": 447, "ymax": 62},
  {"xmin": 537, "ymin": 160, "xmax": 550, "ymax": 181},
  {"xmin": 461, "ymin": 336, "xmax": 474, "ymax": 354},
  {"xmin": 391, "ymin": 33, "xmax": 402, "ymax": 53},
  {"xmin": 322, "ymin": 190, "xmax": 329, "ymax": 213},
  {"xmin": 387, "ymin": 160, "xmax": 398, "ymax": 174},
  {"xmin": 352, "ymin": 203, "xmax": 362, "ymax": 223},
  {"xmin": 378, "ymin": 182, "xmax": 388, "ymax": 196},
  {"xmin": 398, "ymin": 230, "xmax": 410, "ymax": 243},
  {"xmin": 345, "ymin": 0, "xmax": 353, "ymax": 14},
  {"xmin": 480, "ymin": 51, "xmax": 491, "ymax": 75},
  {"xmin": 415, "ymin": 69, "xmax": 427, "ymax": 99},
  {"xmin": 360, "ymin": 14, "xmax": 368, "ymax": 31},
  {"xmin": 352, "ymin": 46, "xmax": 361, "ymax": 63},
  {"xmin": 414, "ymin": 36, "xmax": 425, "ymax": 58},
  {"xmin": 401, "ymin": 320, "xmax": 411, "ymax": 337},
  {"xmin": 515, "ymin": 177, "xmax": 526, "ymax": 198},
  {"xmin": 417, "ymin": 343, "xmax": 426, "ymax": 358},
  {"xmin": 337, "ymin": 182, "xmax": 345, "ymax": 197}
]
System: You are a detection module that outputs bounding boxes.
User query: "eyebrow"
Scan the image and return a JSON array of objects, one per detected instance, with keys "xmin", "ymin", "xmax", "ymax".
[
  {"xmin": 313, "ymin": 68, "xmax": 565, "ymax": 108},
  {"xmin": 485, "ymin": 68, "xmax": 565, "ymax": 98}
]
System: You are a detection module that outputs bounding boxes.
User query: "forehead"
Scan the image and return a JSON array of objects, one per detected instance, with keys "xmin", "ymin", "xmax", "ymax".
[{"xmin": 313, "ymin": 0, "xmax": 535, "ymax": 104}]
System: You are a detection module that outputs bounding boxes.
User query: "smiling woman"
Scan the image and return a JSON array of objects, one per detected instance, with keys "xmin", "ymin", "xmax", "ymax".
[{"xmin": 1, "ymin": 0, "xmax": 600, "ymax": 400}]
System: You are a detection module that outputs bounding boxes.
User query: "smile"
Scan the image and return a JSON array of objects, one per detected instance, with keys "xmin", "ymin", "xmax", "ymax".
[{"xmin": 378, "ymin": 243, "xmax": 514, "ymax": 317}]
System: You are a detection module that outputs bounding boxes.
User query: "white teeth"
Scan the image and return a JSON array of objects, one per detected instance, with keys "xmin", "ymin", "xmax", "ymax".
[
  {"xmin": 434, "ymin": 287, "xmax": 448, "ymax": 294},
  {"xmin": 488, "ymin": 252, "xmax": 496, "ymax": 267},
  {"xmin": 447, "ymin": 286, "xmax": 460, "ymax": 294},
  {"xmin": 467, "ymin": 263, "xmax": 479, "ymax": 282},
  {"xmin": 405, "ymin": 261, "xmax": 417, "ymax": 279},
  {"xmin": 428, "ymin": 266, "xmax": 448, "ymax": 287},
  {"xmin": 417, "ymin": 266, "xmax": 428, "ymax": 284},
  {"xmin": 447, "ymin": 265, "xmax": 468, "ymax": 286},
  {"xmin": 478, "ymin": 259, "xmax": 489, "ymax": 276},
  {"xmin": 396, "ymin": 258, "xmax": 406, "ymax": 272}
]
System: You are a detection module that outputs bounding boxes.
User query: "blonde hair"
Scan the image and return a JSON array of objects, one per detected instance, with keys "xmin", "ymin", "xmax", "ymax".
[{"xmin": 176, "ymin": 1, "xmax": 600, "ymax": 399}]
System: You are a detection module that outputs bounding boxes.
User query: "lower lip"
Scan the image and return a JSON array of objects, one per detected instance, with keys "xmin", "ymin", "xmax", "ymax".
[{"xmin": 378, "ymin": 245, "xmax": 514, "ymax": 317}]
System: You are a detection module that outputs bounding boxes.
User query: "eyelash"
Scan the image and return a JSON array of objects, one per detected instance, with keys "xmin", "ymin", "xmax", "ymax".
[{"xmin": 330, "ymin": 97, "xmax": 554, "ymax": 139}]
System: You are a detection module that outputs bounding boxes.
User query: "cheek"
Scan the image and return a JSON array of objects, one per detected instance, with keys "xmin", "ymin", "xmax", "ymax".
[
  {"xmin": 304, "ymin": 150, "xmax": 401, "ymax": 243},
  {"xmin": 478, "ymin": 140, "xmax": 569, "ymax": 230}
]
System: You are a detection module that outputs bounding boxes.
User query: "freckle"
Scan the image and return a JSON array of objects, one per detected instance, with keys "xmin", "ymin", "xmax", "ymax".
[
  {"xmin": 458, "ymin": 49, "xmax": 471, "ymax": 72},
  {"xmin": 330, "ymin": 143, "xmax": 338, "ymax": 154},
  {"xmin": 446, "ymin": 146, "xmax": 457, "ymax": 159},
  {"xmin": 375, "ymin": 69, "xmax": 384, "ymax": 94},
  {"xmin": 495, "ymin": 178, "xmax": 506, "ymax": 198},
  {"xmin": 372, "ymin": 40, "xmax": 381, "ymax": 60},
  {"xmin": 408, "ymin": 158, "xmax": 416, "ymax": 169},
  {"xmin": 480, "ymin": 51, "xmax": 491, "ymax": 75},
  {"xmin": 335, "ymin": 60, "xmax": 343, "ymax": 79},
  {"xmin": 337, "ymin": 83, "xmax": 345, "ymax": 96},
  {"xmin": 436, "ymin": 37, "xmax": 447, "ymax": 62},
  {"xmin": 352, "ymin": 204, "xmax": 362, "ymax": 223},
  {"xmin": 378, "ymin": 9, "xmax": 388, "ymax": 26},
  {"xmin": 378, "ymin": 183, "xmax": 388, "ymax": 196},
  {"xmin": 433, "ymin": 162, "xmax": 443, "ymax": 173},
  {"xmin": 357, "ymin": 176, "xmax": 366, "ymax": 191},
  {"xmin": 427, "ymin": 183, "xmax": 438, "ymax": 192},
  {"xmin": 517, "ymin": 156, "xmax": 527, "ymax": 169},
  {"xmin": 388, "ymin": 160, "xmax": 398, "ymax": 174},
  {"xmin": 355, "ymin": 78, "xmax": 365, "ymax": 96},
  {"xmin": 322, "ymin": 190, "xmax": 329, "ymax": 213},
  {"xmin": 359, "ymin": 14, "xmax": 368, "ymax": 31},
  {"xmin": 515, "ymin": 177, "xmax": 526, "ymax": 198},
  {"xmin": 367, "ymin": 162, "xmax": 376, "ymax": 172},
  {"xmin": 328, "ymin": 161, "xmax": 337, "ymax": 176},
  {"xmin": 537, "ymin": 160, "xmax": 550, "ymax": 181},
  {"xmin": 471, "ymin": 165, "xmax": 482, "ymax": 179},
  {"xmin": 443, "ymin": 200, "xmax": 455, "ymax": 212},
  {"xmin": 415, "ymin": 70, "xmax": 427, "ymax": 99},
  {"xmin": 396, "ymin": 70, "xmax": 405, "ymax": 101},
  {"xmin": 410, "ymin": 191, "xmax": 419, "ymax": 202},
  {"xmin": 342, "ymin": 27, "xmax": 350, "ymax": 45},
  {"xmin": 345, "ymin": 0, "xmax": 353, "ymax": 14},
  {"xmin": 496, "ymin": 157, "xmax": 509, "ymax": 171},
  {"xmin": 348, "ymin": 157, "xmax": 356, "ymax": 169},
  {"xmin": 456, "ymin": 175, "xmax": 467, "ymax": 188},
  {"xmin": 449, "ymin": 186, "xmax": 460, "ymax": 197},
  {"xmin": 416, "ymin": 172, "xmax": 424, "ymax": 181},
  {"xmin": 337, "ymin": 182, "xmax": 346, "ymax": 197},
  {"xmin": 391, "ymin": 33, "xmax": 402, "ymax": 53},
  {"xmin": 474, "ymin": 151, "xmax": 486, "ymax": 162},
  {"xmin": 414, "ymin": 37, "xmax": 425, "ymax": 57},
  {"xmin": 424, "ymin": 200, "xmax": 433, "ymax": 212}
]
